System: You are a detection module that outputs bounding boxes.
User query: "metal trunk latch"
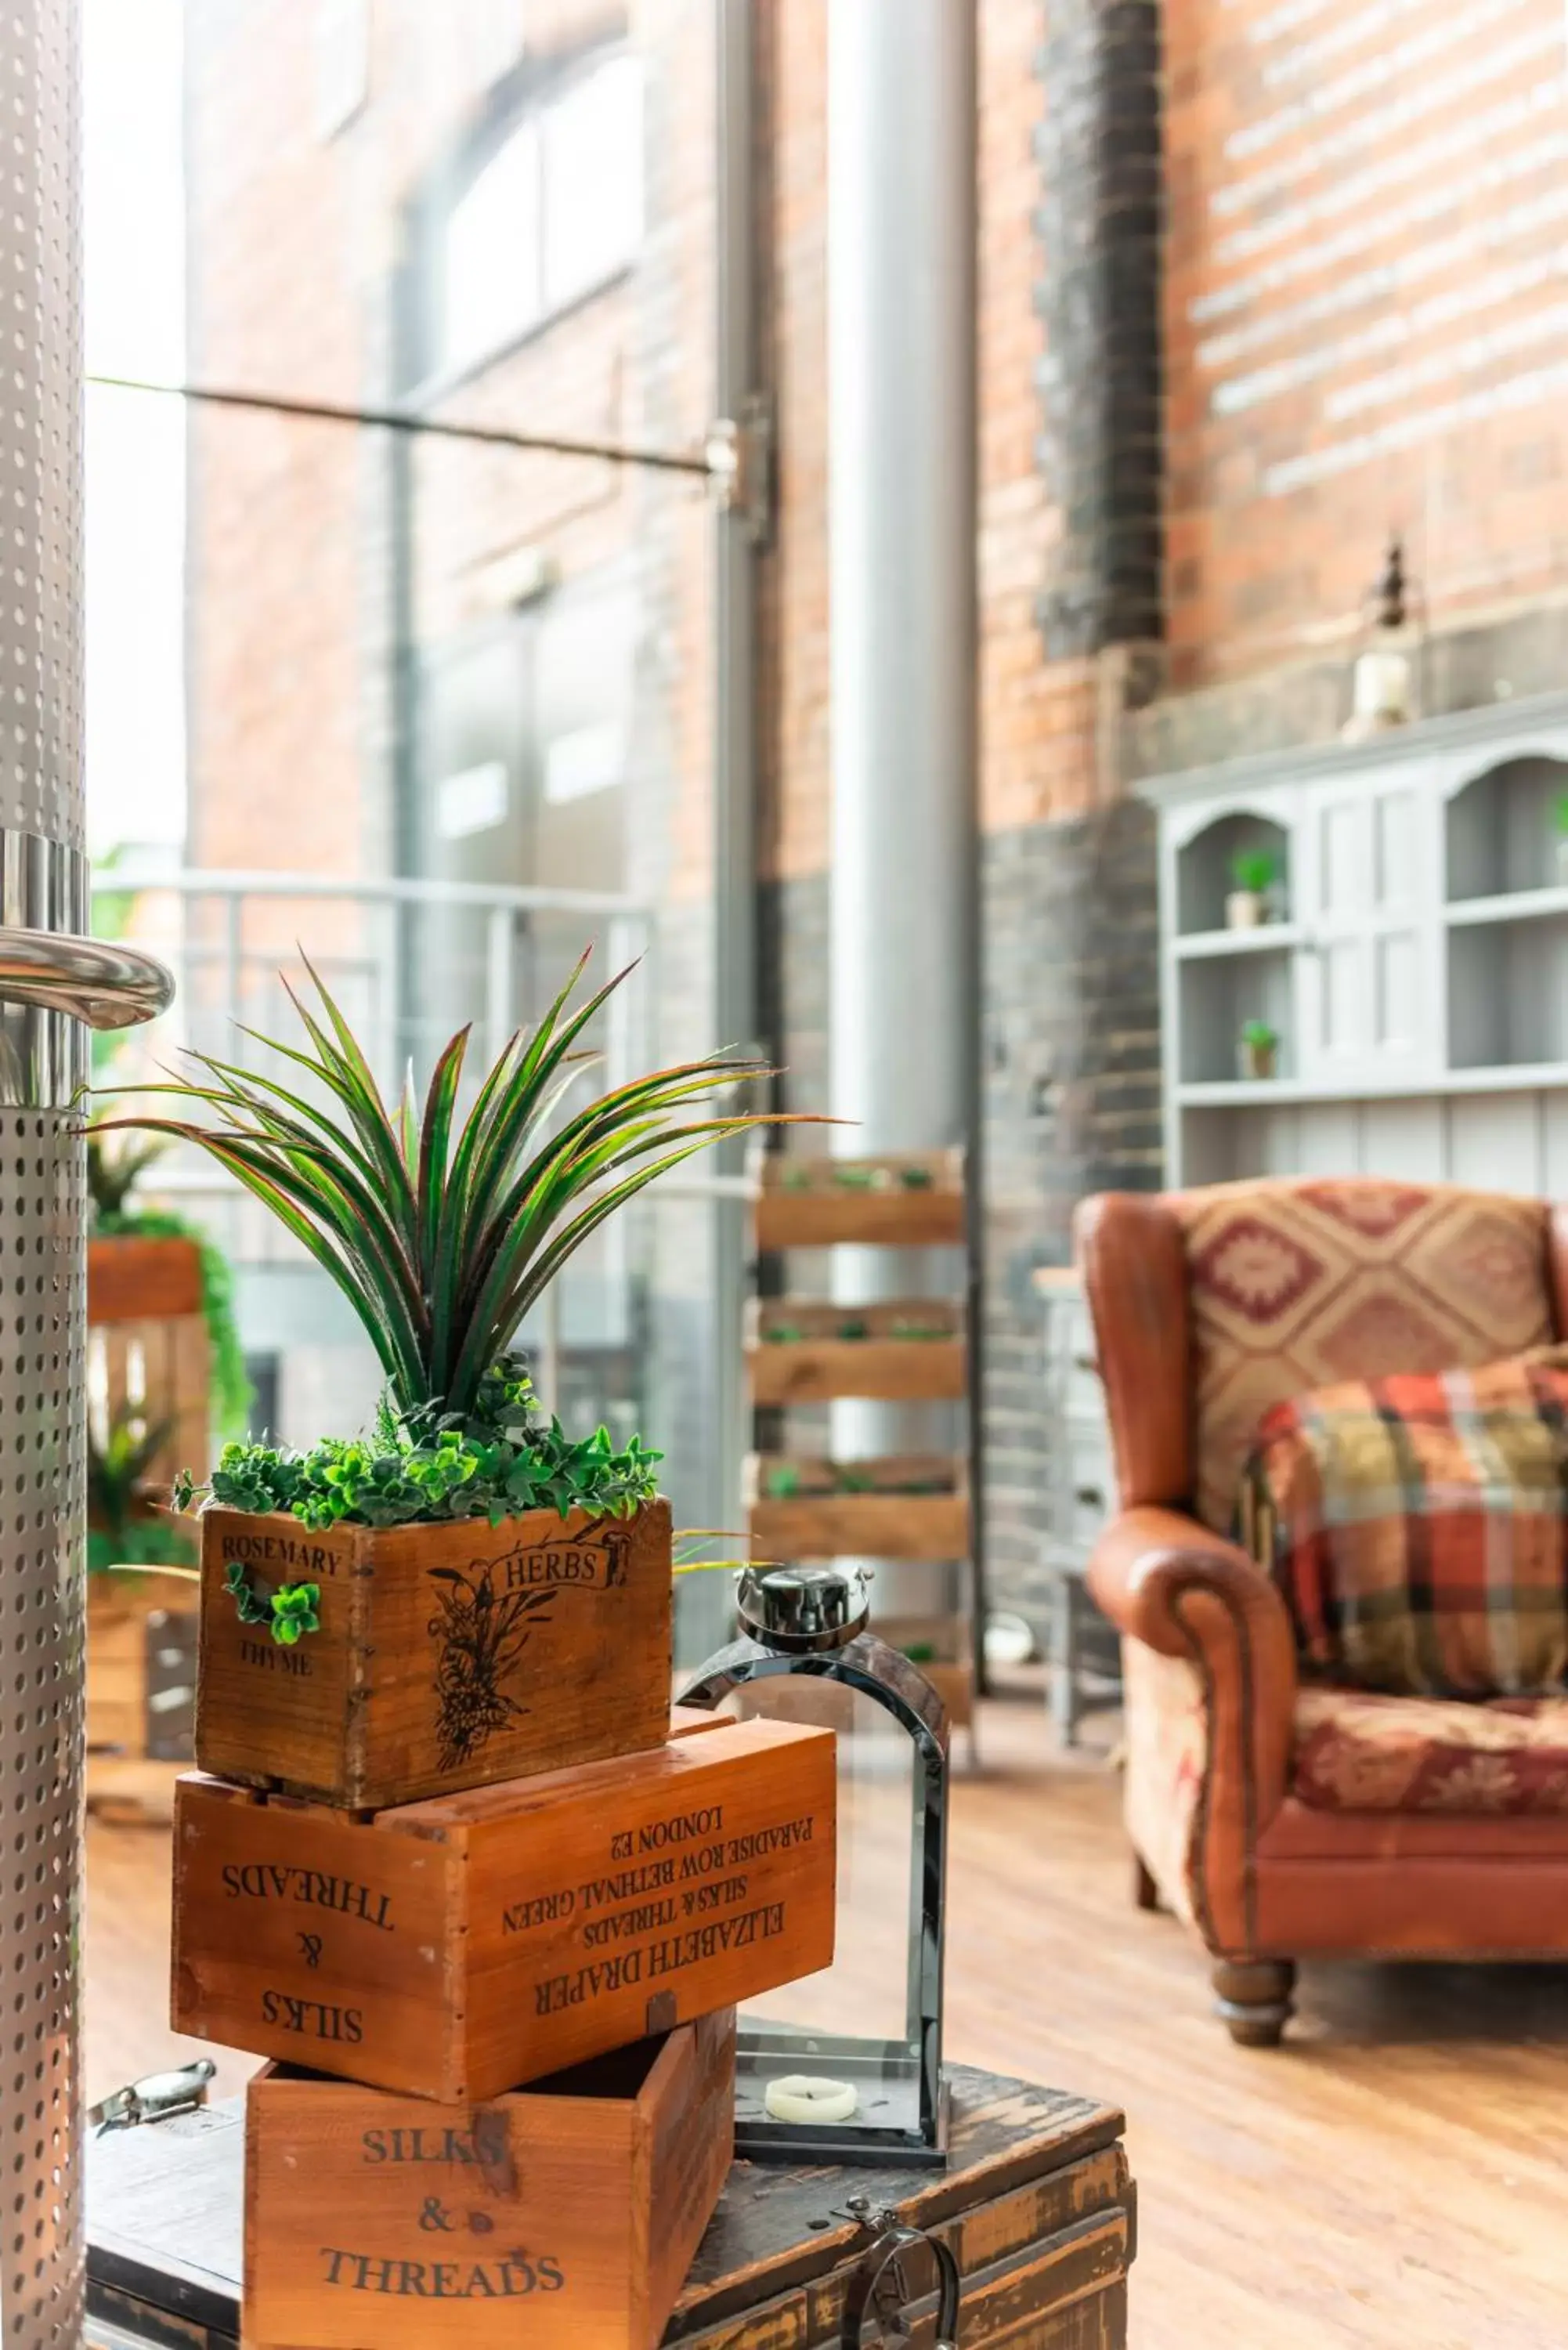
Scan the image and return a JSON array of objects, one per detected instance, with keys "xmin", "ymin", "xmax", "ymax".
[
  {"xmin": 88, "ymin": 2059, "xmax": 216, "ymax": 2136},
  {"xmin": 840, "ymin": 2196, "xmax": 961, "ymax": 2350}
]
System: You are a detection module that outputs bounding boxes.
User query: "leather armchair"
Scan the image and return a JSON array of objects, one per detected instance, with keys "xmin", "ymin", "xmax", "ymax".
[{"xmin": 1075, "ymin": 1180, "xmax": 1568, "ymax": 2044}]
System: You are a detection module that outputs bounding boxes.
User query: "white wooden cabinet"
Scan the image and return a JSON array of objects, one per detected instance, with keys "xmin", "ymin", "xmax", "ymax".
[{"xmin": 1144, "ymin": 692, "xmax": 1568, "ymax": 1194}]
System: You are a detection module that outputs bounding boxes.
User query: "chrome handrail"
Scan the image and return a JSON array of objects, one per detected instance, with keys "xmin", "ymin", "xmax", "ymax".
[{"xmin": 0, "ymin": 927, "xmax": 174, "ymax": 1029}]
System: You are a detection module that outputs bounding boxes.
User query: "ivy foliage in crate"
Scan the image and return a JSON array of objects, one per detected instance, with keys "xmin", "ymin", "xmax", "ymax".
[
  {"xmin": 117, "ymin": 948, "xmax": 784, "ymax": 1533},
  {"xmin": 182, "ymin": 1358, "xmax": 662, "ymax": 1536}
]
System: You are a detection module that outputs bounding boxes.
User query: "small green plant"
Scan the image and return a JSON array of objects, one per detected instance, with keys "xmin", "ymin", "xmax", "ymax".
[
  {"xmin": 87, "ymin": 1131, "xmax": 169, "ymax": 1222},
  {"xmin": 86, "ymin": 1402, "xmax": 198, "ymax": 1575},
  {"xmin": 1240, "ymin": 1019, "xmax": 1280, "ymax": 1050},
  {"xmin": 763, "ymin": 1321, "xmax": 804, "ymax": 1344},
  {"xmin": 831, "ymin": 1164, "xmax": 877, "ymax": 1191},
  {"xmin": 1555, "ymin": 793, "xmax": 1568, "ymax": 837},
  {"xmin": 779, "ymin": 1162, "xmax": 812, "ymax": 1191},
  {"xmin": 1230, "ymin": 846, "xmax": 1278, "ymax": 895},
  {"xmin": 901, "ymin": 1640, "xmax": 938, "ymax": 1665},
  {"xmin": 889, "ymin": 1317, "xmax": 949, "ymax": 1340},
  {"xmin": 224, "ymin": 1556, "xmax": 321, "ymax": 1645},
  {"xmin": 834, "ymin": 1464, "xmax": 876, "ymax": 1494},
  {"xmin": 763, "ymin": 1462, "xmax": 804, "ymax": 1500},
  {"xmin": 836, "ymin": 1315, "xmax": 869, "ymax": 1340},
  {"xmin": 898, "ymin": 1165, "xmax": 934, "ymax": 1190}
]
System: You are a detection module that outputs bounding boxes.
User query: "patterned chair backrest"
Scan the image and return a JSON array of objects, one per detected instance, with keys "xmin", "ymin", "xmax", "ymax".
[{"xmin": 1169, "ymin": 1177, "xmax": 1555, "ymax": 1533}]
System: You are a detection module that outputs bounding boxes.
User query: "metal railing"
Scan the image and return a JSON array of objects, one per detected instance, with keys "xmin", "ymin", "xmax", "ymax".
[{"xmin": 92, "ymin": 864, "xmax": 657, "ymax": 1101}]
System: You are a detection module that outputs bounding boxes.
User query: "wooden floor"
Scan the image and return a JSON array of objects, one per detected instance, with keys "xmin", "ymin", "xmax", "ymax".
[{"xmin": 85, "ymin": 1701, "xmax": 1568, "ymax": 2350}]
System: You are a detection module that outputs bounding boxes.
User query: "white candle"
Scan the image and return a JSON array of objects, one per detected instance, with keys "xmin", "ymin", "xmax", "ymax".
[{"xmin": 763, "ymin": 2073, "xmax": 858, "ymax": 2126}]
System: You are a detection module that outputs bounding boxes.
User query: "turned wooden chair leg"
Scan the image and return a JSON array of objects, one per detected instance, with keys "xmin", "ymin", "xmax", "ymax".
[
  {"xmin": 1211, "ymin": 1958, "xmax": 1296, "ymax": 2048},
  {"xmin": 1133, "ymin": 1853, "xmax": 1160, "ymax": 1911}
]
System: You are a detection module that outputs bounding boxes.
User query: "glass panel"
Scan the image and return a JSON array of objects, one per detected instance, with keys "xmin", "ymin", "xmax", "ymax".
[
  {"xmin": 85, "ymin": 1, "xmax": 739, "ymax": 1569},
  {"xmin": 715, "ymin": 1676, "xmax": 926, "ymax": 2141},
  {"xmin": 542, "ymin": 56, "xmax": 645, "ymax": 311},
  {"xmin": 442, "ymin": 122, "xmax": 542, "ymax": 374}
]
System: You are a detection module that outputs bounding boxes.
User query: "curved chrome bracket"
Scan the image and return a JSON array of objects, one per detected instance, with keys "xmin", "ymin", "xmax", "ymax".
[{"xmin": 0, "ymin": 927, "xmax": 174, "ymax": 1030}]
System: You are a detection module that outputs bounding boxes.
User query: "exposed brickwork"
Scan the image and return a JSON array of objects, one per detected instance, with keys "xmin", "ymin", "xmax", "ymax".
[
  {"xmin": 1033, "ymin": 0, "xmax": 1163, "ymax": 660},
  {"xmin": 980, "ymin": 800, "xmax": 1162, "ymax": 1621},
  {"xmin": 1164, "ymin": 0, "xmax": 1568, "ymax": 692}
]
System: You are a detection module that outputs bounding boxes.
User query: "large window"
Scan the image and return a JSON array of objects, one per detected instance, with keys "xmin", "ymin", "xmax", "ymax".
[{"xmin": 438, "ymin": 52, "xmax": 644, "ymax": 378}]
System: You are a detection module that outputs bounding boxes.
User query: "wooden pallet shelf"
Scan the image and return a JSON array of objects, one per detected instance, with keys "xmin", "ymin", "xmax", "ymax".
[
  {"xmin": 753, "ymin": 1148, "xmax": 966, "ymax": 1249},
  {"xmin": 872, "ymin": 1611, "xmax": 975, "ymax": 1729},
  {"xmin": 746, "ymin": 1299, "xmax": 966, "ymax": 1405},
  {"xmin": 746, "ymin": 1452, "xmax": 970, "ymax": 1560},
  {"xmin": 748, "ymin": 1144, "xmax": 979, "ymax": 1742}
]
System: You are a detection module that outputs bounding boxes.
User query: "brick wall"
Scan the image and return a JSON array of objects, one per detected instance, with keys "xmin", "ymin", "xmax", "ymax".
[{"xmin": 1165, "ymin": 0, "xmax": 1568, "ymax": 692}]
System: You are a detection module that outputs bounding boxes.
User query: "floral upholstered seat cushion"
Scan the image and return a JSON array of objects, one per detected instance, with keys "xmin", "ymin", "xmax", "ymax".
[
  {"xmin": 1292, "ymin": 1684, "xmax": 1568, "ymax": 1814},
  {"xmin": 1172, "ymin": 1179, "xmax": 1553, "ymax": 1535},
  {"xmin": 1238, "ymin": 1347, "xmax": 1568, "ymax": 1697}
]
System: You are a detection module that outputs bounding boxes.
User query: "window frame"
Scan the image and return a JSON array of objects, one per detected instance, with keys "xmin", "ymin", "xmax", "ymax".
[{"xmin": 403, "ymin": 37, "xmax": 645, "ymax": 404}]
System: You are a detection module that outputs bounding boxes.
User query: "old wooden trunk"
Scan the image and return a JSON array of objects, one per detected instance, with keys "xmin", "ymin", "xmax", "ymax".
[
  {"xmin": 85, "ymin": 2067, "xmax": 1133, "ymax": 2350},
  {"xmin": 244, "ymin": 2012, "xmax": 735, "ymax": 2350},
  {"xmin": 195, "ymin": 1496, "xmax": 674, "ymax": 1809},
  {"xmin": 172, "ymin": 1716, "xmax": 836, "ymax": 2100}
]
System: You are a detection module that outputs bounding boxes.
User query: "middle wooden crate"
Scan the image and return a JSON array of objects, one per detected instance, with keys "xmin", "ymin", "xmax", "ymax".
[{"xmin": 172, "ymin": 1715, "xmax": 836, "ymax": 2100}]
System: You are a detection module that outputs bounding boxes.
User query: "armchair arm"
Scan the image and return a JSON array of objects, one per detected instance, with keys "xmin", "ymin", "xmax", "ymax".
[{"xmin": 1092, "ymin": 1508, "xmax": 1298, "ymax": 1928}]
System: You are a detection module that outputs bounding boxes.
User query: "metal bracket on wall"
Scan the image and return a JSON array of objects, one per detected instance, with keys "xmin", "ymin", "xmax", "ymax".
[{"xmin": 705, "ymin": 392, "xmax": 775, "ymax": 547}]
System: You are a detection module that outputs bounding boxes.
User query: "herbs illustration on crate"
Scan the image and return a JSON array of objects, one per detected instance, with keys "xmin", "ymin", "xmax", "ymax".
[
  {"xmin": 111, "ymin": 945, "xmax": 800, "ymax": 1807},
  {"xmin": 427, "ymin": 1560, "xmax": 559, "ymax": 1772}
]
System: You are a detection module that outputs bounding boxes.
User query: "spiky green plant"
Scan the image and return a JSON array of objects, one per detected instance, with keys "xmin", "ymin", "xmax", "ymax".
[
  {"xmin": 86, "ymin": 1401, "xmax": 197, "ymax": 1574},
  {"xmin": 87, "ymin": 1130, "xmax": 169, "ymax": 1224},
  {"xmin": 106, "ymin": 949, "xmax": 782, "ymax": 1422}
]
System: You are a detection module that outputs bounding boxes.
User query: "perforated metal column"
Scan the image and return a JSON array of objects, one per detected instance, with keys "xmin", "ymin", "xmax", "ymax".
[{"xmin": 0, "ymin": 3, "xmax": 88, "ymax": 2346}]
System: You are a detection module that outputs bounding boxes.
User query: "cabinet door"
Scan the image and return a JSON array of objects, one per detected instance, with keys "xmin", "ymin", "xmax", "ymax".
[{"xmin": 1298, "ymin": 775, "xmax": 1438, "ymax": 1086}]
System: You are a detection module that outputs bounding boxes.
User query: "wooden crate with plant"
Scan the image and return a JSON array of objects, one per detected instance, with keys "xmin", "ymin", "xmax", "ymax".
[
  {"xmin": 745, "ymin": 1297, "xmax": 966, "ymax": 1408},
  {"xmin": 746, "ymin": 1452, "xmax": 969, "ymax": 1561},
  {"xmin": 753, "ymin": 1147, "xmax": 965, "ymax": 1249},
  {"xmin": 113, "ymin": 950, "xmax": 790, "ymax": 1810}
]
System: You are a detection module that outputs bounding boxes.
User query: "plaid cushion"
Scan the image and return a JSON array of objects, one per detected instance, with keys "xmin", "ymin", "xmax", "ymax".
[{"xmin": 1237, "ymin": 1348, "xmax": 1568, "ymax": 1698}]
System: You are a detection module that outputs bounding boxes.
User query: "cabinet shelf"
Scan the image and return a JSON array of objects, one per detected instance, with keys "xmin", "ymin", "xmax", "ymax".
[
  {"xmin": 1180, "ymin": 1061, "xmax": 1568, "ymax": 1108},
  {"xmin": 1446, "ymin": 885, "xmax": 1568, "ymax": 928},
  {"xmin": 1172, "ymin": 924, "xmax": 1300, "ymax": 960}
]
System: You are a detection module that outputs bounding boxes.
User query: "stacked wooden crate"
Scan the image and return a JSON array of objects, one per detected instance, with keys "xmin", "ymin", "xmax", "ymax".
[
  {"xmin": 85, "ymin": 1232, "xmax": 208, "ymax": 1811},
  {"xmin": 169, "ymin": 1491, "xmax": 839, "ymax": 2348},
  {"xmin": 746, "ymin": 1150, "xmax": 977, "ymax": 1730}
]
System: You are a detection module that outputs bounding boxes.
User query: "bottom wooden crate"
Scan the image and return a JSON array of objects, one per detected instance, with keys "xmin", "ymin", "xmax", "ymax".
[
  {"xmin": 86, "ymin": 2065, "xmax": 1133, "ymax": 2350},
  {"xmin": 244, "ymin": 2011, "xmax": 735, "ymax": 2350}
]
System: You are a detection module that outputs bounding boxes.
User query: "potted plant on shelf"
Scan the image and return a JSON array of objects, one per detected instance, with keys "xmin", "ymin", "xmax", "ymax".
[
  {"xmin": 1227, "ymin": 845, "xmax": 1279, "ymax": 930},
  {"xmin": 88, "ymin": 1130, "xmax": 251, "ymax": 1441},
  {"xmin": 1237, "ymin": 1018, "xmax": 1281, "ymax": 1080},
  {"xmin": 107, "ymin": 947, "xmax": 782, "ymax": 1810}
]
